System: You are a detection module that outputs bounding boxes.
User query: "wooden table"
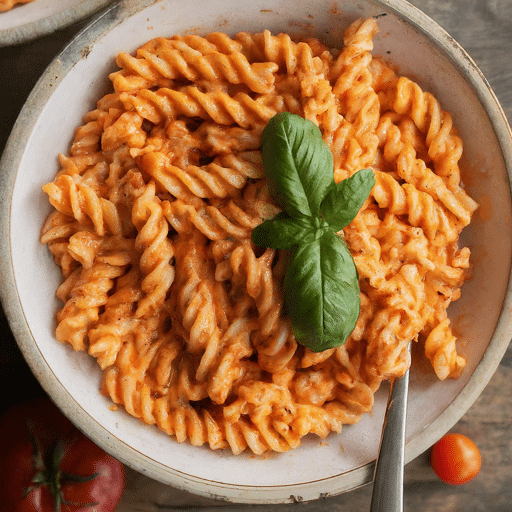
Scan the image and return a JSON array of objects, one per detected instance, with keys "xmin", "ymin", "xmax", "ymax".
[{"xmin": 1, "ymin": 1, "xmax": 511, "ymax": 510}]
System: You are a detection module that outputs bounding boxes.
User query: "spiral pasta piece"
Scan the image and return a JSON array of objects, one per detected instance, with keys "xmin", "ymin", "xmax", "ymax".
[
  {"xmin": 392, "ymin": 77, "xmax": 467, "ymax": 190},
  {"xmin": 424, "ymin": 318, "xmax": 465, "ymax": 379},
  {"xmin": 138, "ymin": 150, "xmax": 264, "ymax": 201},
  {"xmin": 162, "ymin": 195, "xmax": 263, "ymax": 240},
  {"xmin": 88, "ymin": 267, "xmax": 143, "ymax": 369},
  {"xmin": 55, "ymin": 262, "xmax": 127, "ymax": 351},
  {"xmin": 132, "ymin": 182, "xmax": 175, "ymax": 317},
  {"xmin": 120, "ymin": 86, "xmax": 280, "ymax": 128},
  {"xmin": 111, "ymin": 35, "xmax": 278, "ymax": 94},
  {"xmin": 323, "ymin": 18, "xmax": 381, "ymax": 175},
  {"xmin": 170, "ymin": 231, "xmax": 223, "ymax": 356},
  {"xmin": 42, "ymin": 175, "xmax": 123, "ymax": 237}
]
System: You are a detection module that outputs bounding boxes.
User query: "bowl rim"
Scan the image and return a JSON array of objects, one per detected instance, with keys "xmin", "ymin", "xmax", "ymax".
[
  {"xmin": 1, "ymin": 0, "xmax": 512, "ymax": 504},
  {"xmin": 0, "ymin": 0, "xmax": 113, "ymax": 47}
]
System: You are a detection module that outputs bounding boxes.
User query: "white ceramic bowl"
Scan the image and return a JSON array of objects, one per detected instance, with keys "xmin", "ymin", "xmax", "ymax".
[
  {"xmin": 1, "ymin": 0, "xmax": 511, "ymax": 504},
  {"xmin": 0, "ymin": 0, "xmax": 112, "ymax": 46}
]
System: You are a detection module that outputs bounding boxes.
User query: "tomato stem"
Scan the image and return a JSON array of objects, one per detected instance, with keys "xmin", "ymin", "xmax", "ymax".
[{"xmin": 24, "ymin": 429, "xmax": 100, "ymax": 511}]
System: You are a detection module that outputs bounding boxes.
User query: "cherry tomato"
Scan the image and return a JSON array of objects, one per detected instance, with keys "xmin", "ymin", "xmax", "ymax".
[
  {"xmin": 430, "ymin": 433, "xmax": 482, "ymax": 485},
  {"xmin": 0, "ymin": 395, "xmax": 125, "ymax": 511}
]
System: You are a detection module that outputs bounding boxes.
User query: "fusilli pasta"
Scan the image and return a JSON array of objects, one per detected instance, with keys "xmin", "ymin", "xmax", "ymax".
[{"xmin": 41, "ymin": 18, "xmax": 477, "ymax": 454}]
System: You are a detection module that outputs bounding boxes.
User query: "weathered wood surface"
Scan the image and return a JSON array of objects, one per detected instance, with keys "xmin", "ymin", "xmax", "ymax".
[{"xmin": 0, "ymin": 0, "xmax": 511, "ymax": 510}]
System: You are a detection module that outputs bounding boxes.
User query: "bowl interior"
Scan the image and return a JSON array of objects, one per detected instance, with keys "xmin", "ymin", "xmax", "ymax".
[{"xmin": 3, "ymin": 0, "xmax": 512, "ymax": 503}]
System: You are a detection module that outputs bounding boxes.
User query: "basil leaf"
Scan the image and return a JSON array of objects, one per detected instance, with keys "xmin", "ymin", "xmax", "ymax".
[
  {"xmin": 261, "ymin": 112, "xmax": 334, "ymax": 218},
  {"xmin": 284, "ymin": 230, "xmax": 360, "ymax": 351},
  {"xmin": 251, "ymin": 212, "xmax": 319, "ymax": 249},
  {"xmin": 320, "ymin": 168, "xmax": 375, "ymax": 232}
]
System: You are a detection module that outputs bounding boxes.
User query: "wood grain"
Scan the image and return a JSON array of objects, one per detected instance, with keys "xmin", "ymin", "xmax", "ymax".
[{"xmin": 0, "ymin": 1, "xmax": 510, "ymax": 511}]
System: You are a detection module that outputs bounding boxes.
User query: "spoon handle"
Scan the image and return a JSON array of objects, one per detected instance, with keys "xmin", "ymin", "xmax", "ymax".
[{"xmin": 370, "ymin": 366, "xmax": 410, "ymax": 512}]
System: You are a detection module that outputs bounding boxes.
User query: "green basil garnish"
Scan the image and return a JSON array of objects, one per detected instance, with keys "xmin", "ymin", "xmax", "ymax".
[
  {"xmin": 284, "ymin": 230, "xmax": 361, "ymax": 351},
  {"xmin": 251, "ymin": 212, "xmax": 319, "ymax": 249},
  {"xmin": 252, "ymin": 112, "xmax": 375, "ymax": 352},
  {"xmin": 320, "ymin": 167, "xmax": 375, "ymax": 232},
  {"xmin": 261, "ymin": 112, "xmax": 334, "ymax": 218}
]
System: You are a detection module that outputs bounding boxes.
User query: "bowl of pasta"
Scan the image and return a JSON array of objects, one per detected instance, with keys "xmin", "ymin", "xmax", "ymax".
[{"xmin": 1, "ymin": 0, "xmax": 512, "ymax": 504}]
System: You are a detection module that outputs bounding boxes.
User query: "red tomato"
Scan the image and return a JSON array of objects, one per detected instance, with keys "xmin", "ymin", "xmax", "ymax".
[
  {"xmin": 0, "ymin": 395, "xmax": 125, "ymax": 511},
  {"xmin": 430, "ymin": 433, "xmax": 482, "ymax": 485}
]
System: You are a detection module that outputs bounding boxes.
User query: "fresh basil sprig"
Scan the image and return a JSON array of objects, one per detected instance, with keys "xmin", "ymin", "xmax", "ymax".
[{"xmin": 252, "ymin": 112, "xmax": 375, "ymax": 352}]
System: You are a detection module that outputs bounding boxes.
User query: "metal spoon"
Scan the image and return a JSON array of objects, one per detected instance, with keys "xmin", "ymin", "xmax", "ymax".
[{"xmin": 370, "ymin": 346, "xmax": 411, "ymax": 512}]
